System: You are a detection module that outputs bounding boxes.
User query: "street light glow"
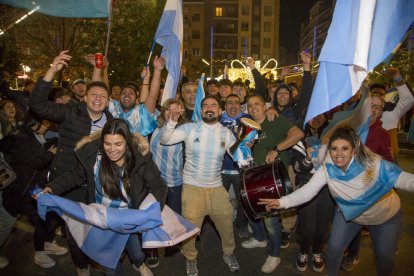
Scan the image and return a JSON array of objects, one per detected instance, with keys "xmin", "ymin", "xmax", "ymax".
[{"xmin": 201, "ymin": 58, "xmax": 210, "ymax": 66}]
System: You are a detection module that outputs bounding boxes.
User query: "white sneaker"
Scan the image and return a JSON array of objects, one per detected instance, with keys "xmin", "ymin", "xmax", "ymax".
[
  {"xmin": 133, "ymin": 263, "xmax": 153, "ymax": 276},
  {"xmin": 241, "ymin": 237, "xmax": 268, "ymax": 249},
  {"xmin": 0, "ymin": 256, "xmax": 9, "ymax": 269},
  {"xmin": 44, "ymin": 240, "xmax": 68, "ymax": 255},
  {"xmin": 76, "ymin": 266, "xmax": 90, "ymax": 276},
  {"xmin": 261, "ymin": 256, "xmax": 281, "ymax": 273},
  {"xmin": 34, "ymin": 251, "xmax": 56, "ymax": 268}
]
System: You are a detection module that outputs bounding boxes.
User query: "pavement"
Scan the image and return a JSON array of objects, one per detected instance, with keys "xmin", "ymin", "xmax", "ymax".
[{"xmin": 1, "ymin": 154, "xmax": 413, "ymax": 276}]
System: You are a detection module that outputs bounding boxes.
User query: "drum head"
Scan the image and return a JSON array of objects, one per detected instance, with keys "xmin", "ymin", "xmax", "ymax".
[{"xmin": 240, "ymin": 118, "xmax": 261, "ymax": 131}]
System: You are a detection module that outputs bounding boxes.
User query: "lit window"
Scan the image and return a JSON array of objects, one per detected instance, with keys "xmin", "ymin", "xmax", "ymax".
[{"xmin": 215, "ymin": 7, "xmax": 223, "ymax": 17}]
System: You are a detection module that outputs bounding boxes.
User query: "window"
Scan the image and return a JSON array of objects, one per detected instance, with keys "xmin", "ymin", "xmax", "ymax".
[
  {"xmin": 241, "ymin": 22, "xmax": 249, "ymax": 31},
  {"xmin": 263, "ymin": 54, "xmax": 271, "ymax": 61},
  {"xmin": 253, "ymin": 6, "xmax": 260, "ymax": 16},
  {"xmin": 241, "ymin": 37, "xmax": 248, "ymax": 47},
  {"xmin": 264, "ymin": 6, "xmax": 272, "ymax": 16},
  {"xmin": 192, "ymin": 31, "xmax": 200, "ymax": 39},
  {"xmin": 192, "ymin": 48, "xmax": 200, "ymax": 56},
  {"xmin": 253, "ymin": 23, "xmax": 259, "ymax": 32},
  {"xmin": 184, "ymin": 49, "xmax": 188, "ymax": 60},
  {"xmin": 227, "ymin": 23, "xmax": 235, "ymax": 32},
  {"xmin": 241, "ymin": 5, "xmax": 249, "ymax": 16},
  {"xmin": 215, "ymin": 7, "xmax": 223, "ymax": 17},
  {"xmin": 192, "ymin": 13, "xmax": 200, "ymax": 22},
  {"xmin": 264, "ymin": 22, "xmax": 271, "ymax": 32},
  {"xmin": 263, "ymin": 38, "xmax": 271, "ymax": 48},
  {"xmin": 253, "ymin": 38, "xmax": 259, "ymax": 48}
]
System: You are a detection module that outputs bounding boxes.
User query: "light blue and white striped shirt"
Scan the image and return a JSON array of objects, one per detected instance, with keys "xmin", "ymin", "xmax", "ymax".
[
  {"xmin": 150, "ymin": 127, "xmax": 183, "ymax": 187},
  {"xmin": 160, "ymin": 121, "xmax": 236, "ymax": 187}
]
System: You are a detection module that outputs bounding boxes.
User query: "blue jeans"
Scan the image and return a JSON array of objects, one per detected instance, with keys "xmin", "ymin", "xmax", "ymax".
[
  {"xmin": 167, "ymin": 185, "xmax": 182, "ymax": 215},
  {"xmin": 0, "ymin": 191, "xmax": 17, "ymax": 248},
  {"xmin": 326, "ymin": 209, "xmax": 403, "ymax": 276},
  {"xmin": 249, "ymin": 216, "xmax": 281, "ymax": 257},
  {"xmin": 103, "ymin": 234, "xmax": 145, "ymax": 275}
]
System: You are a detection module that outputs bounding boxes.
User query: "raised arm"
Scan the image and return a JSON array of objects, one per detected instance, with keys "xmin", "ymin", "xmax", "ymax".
[
  {"xmin": 139, "ymin": 66, "xmax": 151, "ymax": 103},
  {"xmin": 246, "ymin": 57, "xmax": 267, "ymax": 99},
  {"xmin": 293, "ymin": 51, "xmax": 313, "ymax": 124},
  {"xmin": 144, "ymin": 56, "xmax": 165, "ymax": 114}
]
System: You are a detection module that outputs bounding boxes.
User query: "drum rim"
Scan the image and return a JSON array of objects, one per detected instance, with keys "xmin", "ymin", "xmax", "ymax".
[{"xmin": 240, "ymin": 117, "xmax": 261, "ymax": 131}]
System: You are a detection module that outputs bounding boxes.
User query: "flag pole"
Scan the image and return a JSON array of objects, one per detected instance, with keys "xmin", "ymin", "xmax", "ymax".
[
  {"xmin": 104, "ymin": 1, "xmax": 114, "ymax": 58},
  {"xmin": 147, "ymin": 40, "xmax": 156, "ymax": 66}
]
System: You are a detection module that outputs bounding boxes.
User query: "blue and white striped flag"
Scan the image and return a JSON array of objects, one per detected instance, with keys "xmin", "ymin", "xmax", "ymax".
[
  {"xmin": 0, "ymin": 0, "xmax": 111, "ymax": 18},
  {"xmin": 192, "ymin": 73, "xmax": 205, "ymax": 122},
  {"xmin": 305, "ymin": 0, "xmax": 414, "ymax": 124},
  {"xmin": 154, "ymin": 0, "xmax": 183, "ymax": 104},
  {"xmin": 37, "ymin": 193, "xmax": 199, "ymax": 269}
]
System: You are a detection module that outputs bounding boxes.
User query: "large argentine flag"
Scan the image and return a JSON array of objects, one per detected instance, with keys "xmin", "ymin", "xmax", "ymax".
[
  {"xmin": 0, "ymin": 0, "xmax": 111, "ymax": 18},
  {"xmin": 154, "ymin": 0, "xmax": 183, "ymax": 104},
  {"xmin": 305, "ymin": 0, "xmax": 414, "ymax": 124},
  {"xmin": 192, "ymin": 73, "xmax": 205, "ymax": 122},
  {"xmin": 37, "ymin": 193, "xmax": 199, "ymax": 269}
]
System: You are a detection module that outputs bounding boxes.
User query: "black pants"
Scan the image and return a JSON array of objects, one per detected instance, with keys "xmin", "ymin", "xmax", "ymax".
[{"xmin": 222, "ymin": 173, "xmax": 248, "ymax": 229}]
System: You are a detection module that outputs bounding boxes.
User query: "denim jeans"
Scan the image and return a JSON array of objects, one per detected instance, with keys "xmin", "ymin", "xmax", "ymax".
[
  {"xmin": 222, "ymin": 173, "xmax": 248, "ymax": 229},
  {"xmin": 249, "ymin": 216, "xmax": 281, "ymax": 257},
  {"xmin": 0, "ymin": 191, "xmax": 17, "ymax": 248},
  {"xmin": 326, "ymin": 208, "xmax": 403, "ymax": 276},
  {"xmin": 103, "ymin": 234, "xmax": 145, "ymax": 275},
  {"xmin": 167, "ymin": 185, "xmax": 182, "ymax": 215}
]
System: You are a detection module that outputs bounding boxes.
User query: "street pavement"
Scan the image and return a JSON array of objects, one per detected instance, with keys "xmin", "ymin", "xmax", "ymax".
[{"xmin": 1, "ymin": 154, "xmax": 413, "ymax": 276}]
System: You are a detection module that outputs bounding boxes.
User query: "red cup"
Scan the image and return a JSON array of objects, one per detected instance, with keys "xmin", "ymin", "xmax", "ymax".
[{"xmin": 95, "ymin": 53, "xmax": 104, "ymax": 69}]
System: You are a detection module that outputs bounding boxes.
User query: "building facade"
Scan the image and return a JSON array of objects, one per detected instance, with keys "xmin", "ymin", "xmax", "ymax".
[{"xmin": 183, "ymin": 0, "xmax": 280, "ymax": 79}]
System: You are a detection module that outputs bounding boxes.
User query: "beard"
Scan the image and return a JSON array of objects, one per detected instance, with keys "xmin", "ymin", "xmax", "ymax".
[{"xmin": 202, "ymin": 111, "xmax": 218, "ymax": 123}]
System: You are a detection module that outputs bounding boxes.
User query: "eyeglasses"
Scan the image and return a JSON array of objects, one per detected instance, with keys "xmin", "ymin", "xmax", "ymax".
[{"xmin": 371, "ymin": 104, "xmax": 384, "ymax": 111}]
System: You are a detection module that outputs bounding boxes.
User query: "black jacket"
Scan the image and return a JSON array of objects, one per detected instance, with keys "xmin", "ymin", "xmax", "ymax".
[
  {"xmin": 46, "ymin": 131, "xmax": 167, "ymax": 210},
  {"xmin": 0, "ymin": 127, "xmax": 54, "ymax": 216},
  {"xmin": 29, "ymin": 78, "xmax": 113, "ymax": 179}
]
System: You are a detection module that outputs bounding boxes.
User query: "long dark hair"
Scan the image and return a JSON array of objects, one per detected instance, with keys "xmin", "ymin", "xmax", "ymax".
[{"xmin": 99, "ymin": 118, "xmax": 139, "ymax": 200}]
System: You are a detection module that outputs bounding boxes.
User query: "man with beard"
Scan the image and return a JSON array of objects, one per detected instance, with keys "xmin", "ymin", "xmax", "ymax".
[
  {"xmin": 106, "ymin": 56, "xmax": 165, "ymax": 136},
  {"xmin": 160, "ymin": 95, "xmax": 240, "ymax": 276},
  {"xmin": 242, "ymin": 94, "xmax": 304, "ymax": 273}
]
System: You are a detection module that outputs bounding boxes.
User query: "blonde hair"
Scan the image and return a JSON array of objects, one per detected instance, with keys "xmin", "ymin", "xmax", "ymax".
[{"xmin": 157, "ymin": 98, "xmax": 187, "ymax": 127}]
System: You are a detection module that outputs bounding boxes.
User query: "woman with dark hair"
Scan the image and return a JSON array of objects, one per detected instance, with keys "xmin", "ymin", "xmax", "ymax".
[
  {"xmin": 44, "ymin": 118, "xmax": 167, "ymax": 275},
  {"xmin": 259, "ymin": 126, "xmax": 414, "ymax": 276}
]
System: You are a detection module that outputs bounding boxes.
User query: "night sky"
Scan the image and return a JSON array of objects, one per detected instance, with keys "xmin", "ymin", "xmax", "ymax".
[{"xmin": 279, "ymin": 0, "xmax": 321, "ymax": 64}]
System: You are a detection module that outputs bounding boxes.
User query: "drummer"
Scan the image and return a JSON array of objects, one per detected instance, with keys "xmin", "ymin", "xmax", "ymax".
[{"xmin": 242, "ymin": 93, "xmax": 304, "ymax": 273}]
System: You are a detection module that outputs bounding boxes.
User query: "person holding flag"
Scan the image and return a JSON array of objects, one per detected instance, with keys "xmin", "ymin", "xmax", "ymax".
[{"xmin": 259, "ymin": 126, "xmax": 414, "ymax": 276}]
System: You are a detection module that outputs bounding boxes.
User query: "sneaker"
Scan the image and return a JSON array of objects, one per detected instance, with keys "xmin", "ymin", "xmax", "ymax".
[
  {"xmin": 280, "ymin": 231, "xmax": 290, "ymax": 248},
  {"xmin": 238, "ymin": 227, "xmax": 249, "ymax": 239},
  {"xmin": 186, "ymin": 259, "xmax": 198, "ymax": 276},
  {"xmin": 312, "ymin": 253, "xmax": 325, "ymax": 272},
  {"xmin": 223, "ymin": 253, "xmax": 240, "ymax": 272},
  {"xmin": 76, "ymin": 266, "xmax": 90, "ymax": 276},
  {"xmin": 133, "ymin": 263, "xmax": 153, "ymax": 276},
  {"xmin": 341, "ymin": 256, "xmax": 360, "ymax": 271},
  {"xmin": 0, "ymin": 256, "xmax": 9, "ymax": 269},
  {"xmin": 34, "ymin": 251, "xmax": 56, "ymax": 268},
  {"xmin": 146, "ymin": 252, "xmax": 159, "ymax": 268},
  {"xmin": 261, "ymin": 256, "xmax": 281, "ymax": 273},
  {"xmin": 296, "ymin": 252, "xmax": 308, "ymax": 272},
  {"xmin": 44, "ymin": 240, "xmax": 68, "ymax": 255},
  {"xmin": 241, "ymin": 238, "xmax": 267, "ymax": 249}
]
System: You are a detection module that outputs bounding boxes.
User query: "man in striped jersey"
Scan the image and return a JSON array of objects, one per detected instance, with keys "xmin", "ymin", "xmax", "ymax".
[{"xmin": 160, "ymin": 95, "xmax": 240, "ymax": 276}]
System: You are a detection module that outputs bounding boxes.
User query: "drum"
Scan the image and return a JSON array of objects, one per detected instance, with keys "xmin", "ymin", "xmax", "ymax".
[
  {"xmin": 237, "ymin": 117, "xmax": 261, "ymax": 140},
  {"xmin": 240, "ymin": 160, "xmax": 293, "ymax": 219}
]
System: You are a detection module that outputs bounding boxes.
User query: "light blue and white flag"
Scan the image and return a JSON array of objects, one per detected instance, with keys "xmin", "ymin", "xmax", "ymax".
[
  {"xmin": 305, "ymin": 0, "xmax": 414, "ymax": 124},
  {"xmin": 0, "ymin": 0, "xmax": 111, "ymax": 18},
  {"xmin": 192, "ymin": 73, "xmax": 205, "ymax": 122},
  {"xmin": 37, "ymin": 194, "xmax": 161, "ymax": 269},
  {"xmin": 154, "ymin": 0, "xmax": 183, "ymax": 104}
]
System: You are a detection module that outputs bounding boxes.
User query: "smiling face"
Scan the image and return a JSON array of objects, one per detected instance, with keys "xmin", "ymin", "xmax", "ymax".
[
  {"xmin": 247, "ymin": 95, "xmax": 267, "ymax": 123},
  {"xmin": 120, "ymin": 87, "xmax": 138, "ymax": 111},
  {"xmin": 232, "ymin": 85, "xmax": 246, "ymax": 101},
  {"xmin": 329, "ymin": 138, "xmax": 356, "ymax": 172},
  {"xmin": 73, "ymin": 82, "xmax": 87, "ymax": 99},
  {"xmin": 181, "ymin": 83, "xmax": 197, "ymax": 109},
  {"xmin": 370, "ymin": 96, "xmax": 384, "ymax": 124},
  {"xmin": 276, "ymin": 88, "xmax": 290, "ymax": 108},
  {"xmin": 103, "ymin": 134, "xmax": 127, "ymax": 167},
  {"xmin": 201, "ymin": 97, "xmax": 221, "ymax": 124},
  {"xmin": 85, "ymin": 86, "xmax": 109, "ymax": 117},
  {"xmin": 219, "ymin": 85, "xmax": 232, "ymax": 100}
]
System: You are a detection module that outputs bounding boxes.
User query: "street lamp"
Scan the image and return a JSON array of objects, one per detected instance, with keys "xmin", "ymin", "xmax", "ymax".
[{"xmin": 202, "ymin": 58, "xmax": 213, "ymax": 79}]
